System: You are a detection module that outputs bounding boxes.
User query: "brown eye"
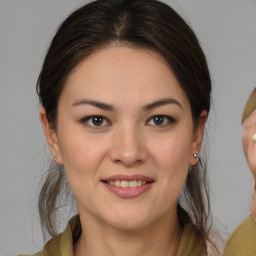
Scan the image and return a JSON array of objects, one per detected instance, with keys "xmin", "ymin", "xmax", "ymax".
[
  {"xmin": 82, "ymin": 115, "xmax": 109, "ymax": 127},
  {"xmin": 91, "ymin": 116, "xmax": 104, "ymax": 126},
  {"xmin": 152, "ymin": 116, "xmax": 165, "ymax": 125},
  {"xmin": 147, "ymin": 115, "xmax": 175, "ymax": 126}
]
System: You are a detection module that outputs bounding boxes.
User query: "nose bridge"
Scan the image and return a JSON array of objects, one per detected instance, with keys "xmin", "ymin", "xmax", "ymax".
[{"xmin": 110, "ymin": 121, "xmax": 147, "ymax": 166}]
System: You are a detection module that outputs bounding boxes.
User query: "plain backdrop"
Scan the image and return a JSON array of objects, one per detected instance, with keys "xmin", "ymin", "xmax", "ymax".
[{"xmin": 0, "ymin": 0, "xmax": 256, "ymax": 255}]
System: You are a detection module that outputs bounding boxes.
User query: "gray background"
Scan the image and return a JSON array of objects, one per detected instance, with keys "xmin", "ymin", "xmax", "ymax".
[{"xmin": 0, "ymin": 0, "xmax": 256, "ymax": 255}]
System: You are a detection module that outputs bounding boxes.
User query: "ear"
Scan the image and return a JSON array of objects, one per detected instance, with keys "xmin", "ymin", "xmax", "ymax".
[
  {"xmin": 189, "ymin": 110, "xmax": 207, "ymax": 166},
  {"xmin": 40, "ymin": 107, "xmax": 63, "ymax": 165}
]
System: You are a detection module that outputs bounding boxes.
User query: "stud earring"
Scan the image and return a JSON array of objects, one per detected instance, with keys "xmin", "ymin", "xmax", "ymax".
[
  {"xmin": 54, "ymin": 157, "xmax": 57, "ymax": 162},
  {"xmin": 193, "ymin": 153, "xmax": 198, "ymax": 158}
]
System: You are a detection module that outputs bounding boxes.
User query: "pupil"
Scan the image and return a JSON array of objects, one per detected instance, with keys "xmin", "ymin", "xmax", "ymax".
[
  {"xmin": 154, "ymin": 116, "xmax": 164, "ymax": 125},
  {"xmin": 92, "ymin": 116, "xmax": 103, "ymax": 126}
]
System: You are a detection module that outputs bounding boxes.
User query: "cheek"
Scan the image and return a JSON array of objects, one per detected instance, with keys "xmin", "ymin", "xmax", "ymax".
[
  {"xmin": 242, "ymin": 134, "xmax": 247, "ymax": 153},
  {"xmin": 150, "ymin": 131, "xmax": 193, "ymax": 169},
  {"xmin": 242, "ymin": 128, "xmax": 251, "ymax": 155},
  {"xmin": 57, "ymin": 130, "xmax": 110, "ymax": 203},
  {"xmin": 149, "ymin": 139, "xmax": 190, "ymax": 212},
  {"xmin": 148, "ymin": 131, "xmax": 192, "ymax": 198},
  {"xmin": 57, "ymin": 128, "xmax": 109, "ymax": 178}
]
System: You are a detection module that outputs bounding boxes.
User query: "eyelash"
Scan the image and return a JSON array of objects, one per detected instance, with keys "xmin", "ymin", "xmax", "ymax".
[
  {"xmin": 80, "ymin": 115, "xmax": 176, "ymax": 128},
  {"xmin": 81, "ymin": 115, "xmax": 110, "ymax": 128},
  {"xmin": 146, "ymin": 115, "xmax": 176, "ymax": 127}
]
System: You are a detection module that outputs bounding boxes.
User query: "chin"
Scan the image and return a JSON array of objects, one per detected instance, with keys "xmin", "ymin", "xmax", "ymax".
[
  {"xmin": 108, "ymin": 218, "xmax": 151, "ymax": 232},
  {"xmin": 103, "ymin": 207, "xmax": 160, "ymax": 232}
]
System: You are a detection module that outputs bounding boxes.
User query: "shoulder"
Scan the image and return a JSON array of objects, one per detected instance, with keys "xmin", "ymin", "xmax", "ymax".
[
  {"xmin": 177, "ymin": 223, "xmax": 207, "ymax": 256},
  {"xmin": 17, "ymin": 233, "xmax": 62, "ymax": 256},
  {"xmin": 17, "ymin": 215, "xmax": 81, "ymax": 256},
  {"xmin": 223, "ymin": 215, "xmax": 256, "ymax": 255},
  {"xmin": 18, "ymin": 253, "xmax": 44, "ymax": 256}
]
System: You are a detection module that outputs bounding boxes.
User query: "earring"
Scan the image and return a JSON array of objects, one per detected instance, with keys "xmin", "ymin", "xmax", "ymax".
[
  {"xmin": 193, "ymin": 153, "xmax": 198, "ymax": 158},
  {"xmin": 54, "ymin": 157, "xmax": 57, "ymax": 162}
]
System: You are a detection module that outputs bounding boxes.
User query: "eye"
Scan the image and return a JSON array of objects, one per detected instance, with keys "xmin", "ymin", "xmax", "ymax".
[
  {"xmin": 147, "ymin": 115, "xmax": 175, "ymax": 126},
  {"xmin": 81, "ymin": 115, "xmax": 109, "ymax": 127}
]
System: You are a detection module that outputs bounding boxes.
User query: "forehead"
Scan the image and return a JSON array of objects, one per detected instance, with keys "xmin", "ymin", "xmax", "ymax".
[{"xmin": 60, "ymin": 46, "xmax": 190, "ymax": 109}]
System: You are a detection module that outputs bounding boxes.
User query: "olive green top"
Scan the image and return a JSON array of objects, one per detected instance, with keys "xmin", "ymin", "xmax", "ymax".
[
  {"xmin": 241, "ymin": 87, "xmax": 256, "ymax": 124},
  {"xmin": 18, "ymin": 214, "xmax": 256, "ymax": 255},
  {"xmin": 18, "ymin": 215, "xmax": 207, "ymax": 256},
  {"xmin": 223, "ymin": 215, "xmax": 256, "ymax": 256}
]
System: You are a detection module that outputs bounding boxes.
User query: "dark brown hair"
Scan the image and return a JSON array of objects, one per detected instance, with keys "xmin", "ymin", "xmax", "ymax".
[{"xmin": 37, "ymin": 0, "xmax": 213, "ymax": 251}]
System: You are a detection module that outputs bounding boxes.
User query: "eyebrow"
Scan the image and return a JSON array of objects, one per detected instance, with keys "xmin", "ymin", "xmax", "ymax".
[
  {"xmin": 142, "ymin": 98, "xmax": 183, "ymax": 110},
  {"xmin": 72, "ymin": 99, "xmax": 115, "ymax": 111},
  {"xmin": 72, "ymin": 98, "xmax": 182, "ymax": 111}
]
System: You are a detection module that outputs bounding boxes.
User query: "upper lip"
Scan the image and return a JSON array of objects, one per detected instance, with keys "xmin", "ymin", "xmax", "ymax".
[{"xmin": 102, "ymin": 174, "xmax": 155, "ymax": 182}]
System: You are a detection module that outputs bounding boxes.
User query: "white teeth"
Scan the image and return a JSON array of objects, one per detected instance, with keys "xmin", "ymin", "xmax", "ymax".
[
  {"xmin": 115, "ymin": 180, "xmax": 121, "ymax": 187},
  {"xmin": 120, "ymin": 180, "xmax": 128, "ymax": 188},
  {"xmin": 108, "ymin": 180, "xmax": 149, "ymax": 188},
  {"xmin": 128, "ymin": 180, "xmax": 137, "ymax": 188}
]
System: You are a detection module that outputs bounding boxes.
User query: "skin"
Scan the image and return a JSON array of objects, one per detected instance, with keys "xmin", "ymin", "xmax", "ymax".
[
  {"xmin": 242, "ymin": 109, "xmax": 256, "ymax": 221},
  {"xmin": 40, "ymin": 46, "xmax": 207, "ymax": 256}
]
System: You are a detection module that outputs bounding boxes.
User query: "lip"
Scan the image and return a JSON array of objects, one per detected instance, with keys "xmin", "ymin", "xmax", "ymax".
[
  {"xmin": 102, "ymin": 174, "xmax": 154, "ymax": 182},
  {"xmin": 101, "ymin": 174, "xmax": 155, "ymax": 199}
]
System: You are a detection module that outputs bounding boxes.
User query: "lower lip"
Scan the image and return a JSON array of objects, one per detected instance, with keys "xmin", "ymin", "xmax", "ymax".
[{"xmin": 102, "ymin": 182, "xmax": 153, "ymax": 199}]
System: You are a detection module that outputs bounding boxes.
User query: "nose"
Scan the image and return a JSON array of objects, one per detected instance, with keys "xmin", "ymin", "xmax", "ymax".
[{"xmin": 109, "ymin": 124, "xmax": 148, "ymax": 167}]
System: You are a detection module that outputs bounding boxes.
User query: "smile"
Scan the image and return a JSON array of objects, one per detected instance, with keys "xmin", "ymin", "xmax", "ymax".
[
  {"xmin": 101, "ymin": 175, "xmax": 155, "ymax": 199},
  {"xmin": 105, "ymin": 180, "xmax": 148, "ymax": 188}
]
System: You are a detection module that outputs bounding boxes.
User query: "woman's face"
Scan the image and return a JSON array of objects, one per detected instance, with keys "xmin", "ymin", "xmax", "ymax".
[{"xmin": 41, "ymin": 46, "xmax": 205, "ymax": 230}]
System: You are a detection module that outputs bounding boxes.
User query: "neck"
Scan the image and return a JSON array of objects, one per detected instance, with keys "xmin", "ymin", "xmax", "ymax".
[{"xmin": 74, "ymin": 210, "xmax": 182, "ymax": 256}]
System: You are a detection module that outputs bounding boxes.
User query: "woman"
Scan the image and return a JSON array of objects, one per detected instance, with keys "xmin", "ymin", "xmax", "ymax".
[{"xmin": 19, "ymin": 0, "xmax": 216, "ymax": 255}]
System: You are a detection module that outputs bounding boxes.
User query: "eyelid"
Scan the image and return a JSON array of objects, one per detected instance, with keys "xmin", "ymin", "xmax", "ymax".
[
  {"xmin": 146, "ymin": 115, "xmax": 176, "ymax": 126},
  {"xmin": 80, "ymin": 115, "xmax": 110, "ymax": 127},
  {"xmin": 80, "ymin": 114, "xmax": 175, "ymax": 128}
]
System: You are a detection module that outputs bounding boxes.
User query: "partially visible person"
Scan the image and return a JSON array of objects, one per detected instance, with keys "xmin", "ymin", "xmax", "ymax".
[
  {"xmin": 242, "ymin": 88, "xmax": 256, "ymax": 222},
  {"xmin": 251, "ymin": 188, "xmax": 256, "ymax": 222},
  {"xmin": 223, "ymin": 88, "xmax": 256, "ymax": 255}
]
